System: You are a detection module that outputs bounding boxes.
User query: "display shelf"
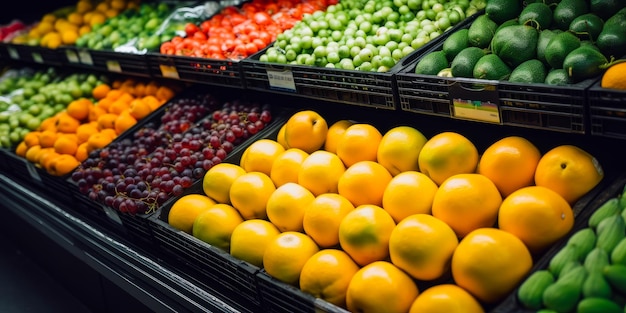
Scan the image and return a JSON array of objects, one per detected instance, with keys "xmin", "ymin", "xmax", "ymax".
[{"xmin": 0, "ymin": 173, "xmax": 242, "ymax": 313}]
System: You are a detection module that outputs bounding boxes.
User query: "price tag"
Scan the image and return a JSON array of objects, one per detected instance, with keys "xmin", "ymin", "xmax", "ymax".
[
  {"xmin": 66, "ymin": 49, "xmax": 80, "ymax": 63},
  {"xmin": 26, "ymin": 162, "xmax": 42, "ymax": 184},
  {"xmin": 267, "ymin": 69, "xmax": 296, "ymax": 92},
  {"xmin": 106, "ymin": 60, "xmax": 122, "ymax": 73},
  {"xmin": 7, "ymin": 47, "xmax": 19, "ymax": 59},
  {"xmin": 160, "ymin": 64, "xmax": 180, "ymax": 79},
  {"xmin": 31, "ymin": 52, "xmax": 43, "ymax": 63},
  {"xmin": 103, "ymin": 205, "xmax": 123, "ymax": 225},
  {"xmin": 78, "ymin": 49, "xmax": 93, "ymax": 65},
  {"xmin": 449, "ymin": 80, "xmax": 501, "ymax": 124}
]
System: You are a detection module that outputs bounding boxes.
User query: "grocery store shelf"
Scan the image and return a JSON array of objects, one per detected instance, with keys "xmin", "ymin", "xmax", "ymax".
[{"xmin": 0, "ymin": 174, "xmax": 241, "ymax": 313}]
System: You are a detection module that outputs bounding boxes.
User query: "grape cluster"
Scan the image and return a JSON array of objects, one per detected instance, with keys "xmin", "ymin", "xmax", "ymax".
[{"xmin": 70, "ymin": 93, "xmax": 273, "ymax": 215}]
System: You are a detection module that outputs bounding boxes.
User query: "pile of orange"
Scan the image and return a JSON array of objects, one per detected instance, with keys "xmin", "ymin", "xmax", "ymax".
[
  {"xmin": 15, "ymin": 78, "xmax": 177, "ymax": 176},
  {"xmin": 12, "ymin": 0, "xmax": 139, "ymax": 48},
  {"xmin": 168, "ymin": 109, "xmax": 605, "ymax": 312}
]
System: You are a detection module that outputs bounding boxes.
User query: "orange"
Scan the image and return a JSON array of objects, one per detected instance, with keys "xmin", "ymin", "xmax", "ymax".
[
  {"xmin": 283, "ymin": 110, "xmax": 328, "ymax": 153},
  {"xmin": 229, "ymin": 172, "xmax": 276, "ymax": 220},
  {"xmin": 55, "ymin": 113, "xmax": 80, "ymax": 133},
  {"xmin": 53, "ymin": 135, "xmax": 78, "ymax": 155},
  {"xmin": 38, "ymin": 130, "xmax": 59, "ymax": 148},
  {"xmin": 41, "ymin": 150, "xmax": 61, "ymax": 172},
  {"xmin": 409, "ymin": 284, "xmax": 485, "ymax": 313},
  {"xmin": 86, "ymin": 133, "xmax": 113, "ymax": 153},
  {"xmin": 128, "ymin": 98, "xmax": 152, "ymax": 119},
  {"xmin": 534, "ymin": 144, "xmax": 604, "ymax": 204},
  {"xmin": 297, "ymin": 150, "xmax": 346, "ymax": 196},
  {"xmin": 95, "ymin": 98, "xmax": 113, "ymax": 112},
  {"xmin": 431, "ymin": 173, "xmax": 502, "ymax": 238},
  {"xmin": 299, "ymin": 249, "xmax": 360, "ymax": 308},
  {"xmin": 382, "ymin": 171, "xmax": 438, "ymax": 223},
  {"xmin": 192, "ymin": 203, "xmax": 244, "ymax": 252},
  {"xmin": 75, "ymin": 142, "xmax": 89, "ymax": 162},
  {"xmin": 324, "ymin": 119, "xmax": 355, "ymax": 154},
  {"xmin": 230, "ymin": 219, "xmax": 281, "ymax": 268},
  {"xmin": 389, "ymin": 214, "xmax": 459, "ymax": 281},
  {"xmin": 478, "ymin": 136, "xmax": 541, "ymax": 197},
  {"xmin": 337, "ymin": 161, "xmax": 392, "ymax": 207},
  {"xmin": 156, "ymin": 85, "xmax": 176, "ymax": 101},
  {"xmin": 143, "ymin": 95, "xmax": 162, "ymax": 111},
  {"xmin": 23, "ymin": 131, "xmax": 41, "ymax": 148},
  {"xmin": 133, "ymin": 82, "xmax": 146, "ymax": 97},
  {"xmin": 498, "ymin": 186, "xmax": 574, "ymax": 254},
  {"xmin": 263, "ymin": 232, "xmax": 320, "ymax": 285},
  {"xmin": 303, "ymin": 193, "xmax": 355, "ymax": 248},
  {"xmin": 76, "ymin": 0, "xmax": 93, "ymax": 14},
  {"xmin": 336, "ymin": 123, "xmax": 383, "ymax": 167},
  {"xmin": 100, "ymin": 128, "xmax": 118, "ymax": 141},
  {"xmin": 168, "ymin": 194, "xmax": 217, "ymax": 234},
  {"xmin": 276, "ymin": 124, "xmax": 289, "ymax": 149},
  {"xmin": 108, "ymin": 99, "xmax": 131, "ymax": 115},
  {"xmin": 601, "ymin": 61, "xmax": 626, "ymax": 90},
  {"xmin": 48, "ymin": 154, "xmax": 80, "ymax": 176},
  {"xmin": 105, "ymin": 88, "xmax": 124, "ymax": 101},
  {"xmin": 239, "ymin": 139, "xmax": 285, "ymax": 176},
  {"xmin": 451, "ymin": 227, "xmax": 533, "ymax": 304},
  {"xmin": 92, "ymin": 83, "xmax": 111, "ymax": 100},
  {"xmin": 144, "ymin": 81, "xmax": 159, "ymax": 96},
  {"xmin": 269, "ymin": 148, "xmax": 309, "ymax": 187},
  {"xmin": 60, "ymin": 29, "xmax": 78, "ymax": 45},
  {"xmin": 418, "ymin": 131, "xmax": 479, "ymax": 185},
  {"xmin": 346, "ymin": 261, "xmax": 419, "ymax": 313},
  {"xmin": 76, "ymin": 123, "xmax": 99, "ymax": 144},
  {"xmin": 377, "ymin": 125, "xmax": 428, "ymax": 176},
  {"xmin": 202, "ymin": 163, "xmax": 247, "ymax": 204},
  {"xmin": 338, "ymin": 204, "xmax": 396, "ymax": 266},
  {"xmin": 114, "ymin": 111, "xmax": 137, "ymax": 134},
  {"xmin": 88, "ymin": 105, "xmax": 107, "ymax": 122},
  {"xmin": 266, "ymin": 182, "xmax": 315, "ymax": 232},
  {"xmin": 15, "ymin": 141, "xmax": 28, "ymax": 157},
  {"xmin": 39, "ymin": 116, "xmax": 58, "ymax": 132},
  {"xmin": 97, "ymin": 113, "xmax": 118, "ymax": 130}
]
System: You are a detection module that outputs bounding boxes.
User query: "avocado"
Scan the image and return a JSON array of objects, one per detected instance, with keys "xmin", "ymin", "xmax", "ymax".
[
  {"xmin": 591, "ymin": 0, "xmax": 626, "ymax": 20},
  {"xmin": 442, "ymin": 29, "xmax": 470, "ymax": 61},
  {"xmin": 519, "ymin": 2, "xmax": 553, "ymax": 30},
  {"xmin": 569, "ymin": 13, "xmax": 605, "ymax": 42},
  {"xmin": 414, "ymin": 51, "xmax": 450, "ymax": 75},
  {"xmin": 473, "ymin": 54, "xmax": 512, "ymax": 80},
  {"xmin": 496, "ymin": 18, "xmax": 520, "ymax": 33},
  {"xmin": 486, "ymin": 0, "xmax": 522, "ymax": 24},
  {"xmin": 553, "ymin": 0, "xmax": 590, "ymax": 31},
  {"xmin": 451, "ymin": 46, "xmax": 487, "ymax": 78},
  {"xmin": 468, "ymin": 15, "xmax": 498, "ymax": 48},
  {"xmin": 509, "ymin": 59, "xmax": 548, "ymax": 83},
  {"xmin": 563, "ymin": 45, "xmax": 609, "ymax": 83},
  {"xmin": 545, "ymin": 31, "xmax": 581, "ymax": 69},
  {"xmin": 491, "ymin": 24, "xmax": 539, "ymax": 68},
  {"xmin": 545, "ymin": 68, "xmax": 572, "ymax": 85},
  {"xmin": 537, "ymin": 29, "xmax": 562, "ymax": 65}
]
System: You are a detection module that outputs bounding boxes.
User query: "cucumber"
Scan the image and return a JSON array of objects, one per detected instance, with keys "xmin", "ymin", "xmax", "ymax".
[
  {"xmin": 491, "ymin": 24, "xmax": 539, "ymax": 68},
  {"xmin": 582, "ymin": 272, "xmax": 613, "ymax": 299},
  {"xmin": 563, "ymin": 45, "xmax": 610, "ymax": 83},
  {"xmin": 567, "ymin": 227, "xmax": 597, "ymax": 259},
  {"xmin": 589, "ymin": 198, "xmax": 621, "ymax": 229},
  {"xmin": 596, "ymin": 214, "xmax": 626, "ymax": 253},
  {"xmin": 584, "ymin": 247, "xmax": 610, "ymax": 274},
  {"xmin": 604, "ymin": 264, "xmax": 626, "ymax": 294},
  {"xmin": 611, "ymin": 237, "xmax": 626, "ymax": 265},
  {"xmin": 549, "ymin": 244, "xmax": 582, "ymax": 277},
  {"xmin": 577, "ymin": 297, "xmax": 622, "ymax": 313},
  {"xmin": 519, "ymin": 2, "xmax": 553, "ymax": 30},
  {"xmin": 468, "ymin": 14, "xmax": 498, "ymax": 49},
  {"xmin": 509, "ymin": 59, "xmax": 547, "ymax": 83},
  {"xmin": 518, "ymin": 270, "xmax": 555, "ymax": 310}
]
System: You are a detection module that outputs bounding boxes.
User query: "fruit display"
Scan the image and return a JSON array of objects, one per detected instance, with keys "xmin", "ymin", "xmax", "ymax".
[
  {"xmin": 414, "ymin": 0, "xmax": 626, "ymax": 84},
  {"xmin": 165, "ymin": 108, "xmax": 604, "ymax": 312},
  {"xmin": 158, "ymin": 0, "xmax": 332, "ymax": 59},
  {"xmin": 256, "ymin": 0, "xmax": 485, "ymax": 71},
  {"xmin": 14, "ymin": 77, "xmax": 179, "ymax": 176},
  {"xmin": 69, "ymin": 91, "xmax": 275, "ymax": 215},
  {"xmin": 0, "ymin": 20, "xmax": 28, "ymax": 42},
  {"xmin": 75, "ymin": 1, "xmax": 197, "ymax": 52},
  {"xmin": 11, "ymin": 0, "xmax": 139, "ymax": 48},
  {"xmin": 516, "ymin": 184, "xmax": 626, "ymax": 312},
  {"xmin": 0, "ymin": 66, "xmax": 108, "ymax": 149}
]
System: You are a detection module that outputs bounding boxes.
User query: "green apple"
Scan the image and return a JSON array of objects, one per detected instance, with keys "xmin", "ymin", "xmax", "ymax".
[
  {"xmin": 377, "ymin": 126, "xmax": 428, "ymax": 176},
  {"xmin": 26, "ymin": 117, "xmax": 41, "ymax": 131}
]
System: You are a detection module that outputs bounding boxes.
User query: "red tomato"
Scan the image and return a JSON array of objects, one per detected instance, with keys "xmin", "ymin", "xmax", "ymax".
[{"xmin": 184, "ymin": 23, "xmax": 199, "ymax": 37}]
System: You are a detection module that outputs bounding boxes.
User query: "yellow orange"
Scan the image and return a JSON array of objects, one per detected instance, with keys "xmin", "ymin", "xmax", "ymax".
[
  {"xmin": 283, "ymin": 110, "xmax": 328, "ymax": 153},
  {"xmin": 336, "ymin": 123, "xmax": 382, "ymax": 167},
  {"xmin": 202, "ymin": 163, "xmax": 247, "ymax": 204},
  {"xmin": 418, "ymin": 131, "xmax": 479, "ymax": 185},
  {"xmin": 240, "ymin": 139, "xmax": 285, "ymax": 176},
  {"xmin": 168, "ymin": 194, "xmax": 216, "ymax": 234},
  {"xmin": 266, "ymin": 182, "xmax": 315, "ymax": 232},
  {"xmin": 409, "ymin": 284, "xmax": 485, "ymax": 313},
  {"xmin": 48, "ymin": 154, "xmax": 80, "ymax": 176},
  {"xmin": 230, "ymin": 219, "xmax": 281, "ymax": 267},
  {"xmin": 192, "ymin": 203, "xmax": 244, "ymax": 252},
  {"xmin": 303, "ymin": 193, "xmax": 355, "ymax": 248},
  {"xmin": 377, "ymin": 125, "xmax": 428, "ymax": 176},
  {"xmin": 53, "ymin": 135, "xmax": 78, "ymax": 155},
  {"xmin": 229, "ymin": 172, "xmax": 276, "ymax": 220},
  {"xmin": 300, "ymin": 249, "xmax": 360, "ymax": 308},
  {"xmin": 338, "ymin": 204, "xmax": 396, "ymax": 266},
  {"xmin": 263, "ymin": 232, "xmax": 320, "ymax": 285},
  {"xmin": 382, "ymin": 171, "xmax": 438, "ymax": 223},
  {"xmin": 297, "ymin": 150, "xmax": 346, "ymax": 196},
  {"xmin": 324, "ymin": 119, "xmax": 355, "ymax": 154},
  {"xmin": 269, "ymin": 148, "xmax": 309, "ymax": 187},
  {"xmin": 114, "ymin": 111, "xmax": 137, "ymax": 134},
  {"xmin": 337, "ymin": 161, "xmax": 392, "ymax": 207}
]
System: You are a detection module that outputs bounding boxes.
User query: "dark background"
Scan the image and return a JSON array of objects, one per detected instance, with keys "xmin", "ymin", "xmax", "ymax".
[{"xmin": 1, "ymin": 1, "xmax": 86, "ymax": 25}]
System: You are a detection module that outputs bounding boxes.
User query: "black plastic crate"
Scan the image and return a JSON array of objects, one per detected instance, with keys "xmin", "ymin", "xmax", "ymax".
[
  {"xmin": 146, "ymin": 53, "xmax": 245, "ymax": 89},
  {"xmin": 255, "ymin": 270, "xmax": 349, "ymax": 313},
  {"xmin": 490, "ymin": 172, "xmax": 626, "ymax": 313},
  {"xmin": 63, "ymin": 47, "xmax": 151, "ymax": 77},
  {"xmin": 395, "ymin": 16, "xmax": 595, "ymax": 134},
  {"xmin": 0, "ymin": 43, "xmax": 65, "ymax": 65},
  {"xmin": 587, "ymin": 81, "xmax": 626, "ymax": 140}
]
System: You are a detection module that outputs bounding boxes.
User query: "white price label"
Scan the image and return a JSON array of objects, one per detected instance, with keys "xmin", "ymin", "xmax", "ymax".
[
  {"xmin": 7, "ymin": 47, "xmax": 19, "ymax": 59},
  {"xmin": 160, "ymin": 64, "xmax": 180, "ymax": 79},
  {"xmin": 106, "ymin": 60, "xmax": 122, "ymax": 73},
  {"xmin": 452, "ymin": 99, "xmax": 501, "ymax": 123},
  {"xmin": 66, "ymin": 50, "xmax": 80, "ymax": 63},
  {"xmin": 267, "ymin": 69, "xmax": 296, "ymax": 91},
  {"xmin": 103, "ymin": 205, "xmax": 123, "ymax": 225},
  {"xmin": 78, "ymin": 50, "xmax": 93, "ymax": 65},
  {"xmin": 31, "ymin": 52, "xmax": 43, "ymax": 63}
]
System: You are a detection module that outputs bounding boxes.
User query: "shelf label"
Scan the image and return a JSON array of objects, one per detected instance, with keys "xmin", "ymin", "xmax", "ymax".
[
  {"xmin": 78, "ymin": 49, "xmax": 93, "ymax": 65},
  {"xmin": 267, "ymin": 69, "xmax": 296, "ymax": 92},
  {"xmin": 106, "ymin": 60, "xmax": 122, "ymax": 73},
  {"xmin": 7, "ymin": 47, "xmax": 19, "ymax": 59},
  {"xmin": 31, "ymin": 52, "xmax": 43, "ymax": 63},
  {"xmin": 26, "ymin": 162, "xmax": 42, "ymax": 184},
  {"xmin": 449, "ymin": 80, "xmax": 501, "ymax": 124},
  {"xmin": 65, "ymin": 49, "xmax": 80, "ymax": 63},
  {"xmin": 159, "ymin": 64, "xmax": 180, "ymax": 79},
  {"xmin": 103, "ymin": 205, "xmax": 123, "ymax": 225}
]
